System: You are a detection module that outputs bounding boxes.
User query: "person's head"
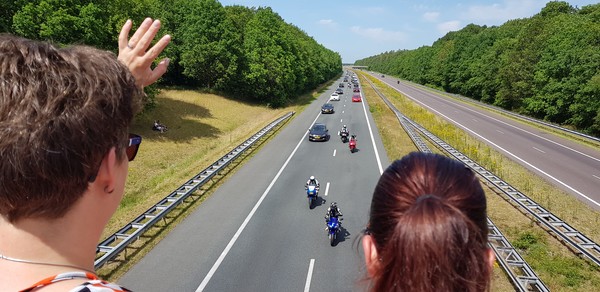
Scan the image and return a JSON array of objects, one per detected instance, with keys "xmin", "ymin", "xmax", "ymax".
[
  {"xmin": 0, "ymin": 34, "xmax": 143, "ymax": 223},
  {"xmin": 310, "ymin": 175, "xmax": 315, "ymax": 181},
  {"xmin": 330, "ymin": 202, "xmax": 337, "ymax": 209},
  {"xmin": 362, "ymin": 152, "xmax": 493, "ymax": 292}
]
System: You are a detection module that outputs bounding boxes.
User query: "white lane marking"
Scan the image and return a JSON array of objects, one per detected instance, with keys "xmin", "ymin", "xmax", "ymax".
[
  {"xmin": 197, "ymin": 112, "xmax": 323, "ymax": 291},
  {"xmin": 340, "ymin": 119, "xmax": 343, "ymax": 123},
  {"xmin": 533, "ymin": 147, "xmax": 546, "ymax": 154},
  {"xmin": 333, "ymin": 149, "xmax": 336, "ymax": 157},
  {"xmin": 324, "ymin": 182, "xmax": 330, "ymax": 196},
  {"xmin": 391, "ymin": 86, "xmax": 600, "ymax": 208},
  {"xmin": 496, "ymin": 130, "xmax": 505, "ymax": 134},
  {"xmin": 304, "ymin": 259, "xmax": 315, "ymax": 292},
  {"xmin": 473, "ymin": 118, "xmax": 479, "ymax": 122},
  {"xmin": 593, "ymin": 175, "xmax": 600, "ymax": 180},
  {"xmin": 360, "ymin": 91, "xmax": 384, "ymax": 174},
  {"xmin": 342, "ymin": 111, "xmax": 345, "ymax": 114}
]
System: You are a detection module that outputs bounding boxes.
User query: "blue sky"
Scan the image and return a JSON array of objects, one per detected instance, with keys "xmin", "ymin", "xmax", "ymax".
[{"xmin": 219, "ymin": 0, "xmax": 598, "ymax": 63}]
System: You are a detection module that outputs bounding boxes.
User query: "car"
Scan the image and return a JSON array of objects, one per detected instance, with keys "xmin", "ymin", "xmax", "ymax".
[
  {"xmin": 329, "ymin": 93, "xmax": 340, "ymax": 101},
  {"xmin": 339, "ymin": 83, "xmax": 345, "ymax": 88},
  {"xmin": 335, "ymin": 88, "xmax": 344, "ymax": 94},
  {"xmin": 308, "ymin": 123, "xmax": 330, "ymax": 141},
  {"xmin": 353, "ymin": 87, "xmax": 360, "ymax": 92},
  {"xmin": 321, "ymin": 103, "xmax": 334, "ymax": 114},
  {"xmin": 352, "ymin": 94, "xmax": 362, "ymax": 102},
  {"xmin": 381, "ymin": 74, "xmax": 385, "ymax": 78}
]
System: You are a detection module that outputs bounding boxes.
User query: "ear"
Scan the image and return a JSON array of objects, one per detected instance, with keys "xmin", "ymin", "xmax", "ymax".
[
  {"xmin": 94, "ymin": 147, "xmax": 119, "ymax": 194},
  {"xmin": 362, "ymin": 234, "xmax": 379, "ymax": 277},
  {"xmin": 486, "ymin": 248, "xmax": 496, "ymax": 269}
]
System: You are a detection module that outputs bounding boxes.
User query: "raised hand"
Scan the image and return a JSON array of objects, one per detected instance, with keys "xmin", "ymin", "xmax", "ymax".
[{"xmin": 118, "ymin": 18, "xmax": 171, "ymax": 89}]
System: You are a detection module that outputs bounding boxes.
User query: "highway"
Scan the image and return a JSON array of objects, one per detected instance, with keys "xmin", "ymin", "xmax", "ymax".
[
  {"xmin": 372, "ymin": 73, "xmax": 600, "ymax": 211},
  {"xmin": 119, "ymin": 75, "xmax": 390, "ymax": 291}
]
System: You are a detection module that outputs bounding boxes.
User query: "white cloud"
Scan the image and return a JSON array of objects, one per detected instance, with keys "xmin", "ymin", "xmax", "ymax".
[
  {"xmin": 318, "ymin": 19, "xmax": 336, "ymax": 26},
  {"xmin": 350, "ymin": 26, "xmax": 407, "ymax": 43},
  {"xmin": 437, "ymin": 21, "xmax": 462, "ymax": 34},
  {"xmin": 463, "ymin": 0, "xmax": 538, "ymax": 23},
  {"xmin": 423, "ymin": 11, "xmax": 440, "ymax": 22}
]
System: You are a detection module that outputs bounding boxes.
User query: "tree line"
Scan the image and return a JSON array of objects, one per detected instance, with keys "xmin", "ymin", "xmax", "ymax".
[
  {"xmin": 356, "ymin": 1, "xmax": 600, "ymax": 136},
  {"xmin": 1, "ymin": 0, "xmax": 342, "ymax": 107}
]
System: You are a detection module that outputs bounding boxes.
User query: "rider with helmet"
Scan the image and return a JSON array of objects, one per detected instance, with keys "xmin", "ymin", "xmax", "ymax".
[
  {"xmin": 340, "ymin": 125, "xmax": 349, "ymax": 135},
  {"xmin": 305, "ymin": 175, "xmax": 320, "ymax": 191},
  {"xmin": 325, "ymin": 202, "xmax": 343, "ymax": 224}
]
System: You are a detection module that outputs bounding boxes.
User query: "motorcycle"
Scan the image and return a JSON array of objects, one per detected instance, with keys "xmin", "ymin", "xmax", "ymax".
[
  {"xmin": 306, "ymin": 185, "xmax": 319, "ymax": 208},
  {"xmin": 326, "ymin": 216, "xmax": 342, "ymax": 246},
  {"xmin": 349, "ymin": 136, "xmax": 357, "ymax": 153},
  {"xmin": 339, "ymin": 131, "xmax": 349, "ymax": 143}
]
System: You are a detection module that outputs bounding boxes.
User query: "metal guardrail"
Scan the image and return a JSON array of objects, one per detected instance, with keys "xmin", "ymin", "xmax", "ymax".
[
  {"xmin": 362, "ymin": 76, "xmax": 549, "ymax": 291},
  {"xmin": 488, "ymin": 218, "xmax": 550, "ymax": 292},
  {"xmin": 95, "ymin": 111, "xmax": 295, "ymax": 269},
  {"xmin": 406, "ymin": 117, "xmax": 600, "ymax": 268}
]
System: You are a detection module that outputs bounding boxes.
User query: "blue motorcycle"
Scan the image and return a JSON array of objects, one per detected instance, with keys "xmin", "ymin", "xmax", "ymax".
[
  {"xmin": 327, "ymin": 216, "xmax": 341, "ymax": 246},
  {"xmin": 306, "ymin": 185, "xmax": 318, "ymax": 209}
]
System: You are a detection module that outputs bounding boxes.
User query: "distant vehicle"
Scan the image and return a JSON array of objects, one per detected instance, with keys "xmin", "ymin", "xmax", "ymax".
[
  {"xmin": 329, "ymin": 93, "xmax": 340, "ymax": 101},
  {"xmin": 381, "ymin": 74, "xmax": 385, "ymax": 78},
  {"xmin": 353, "ymin": 87, "xmax": 360, "ymax": 92},
  {"xmin": 339, "ymin": 83, "xmax": 344, "ymax": 88},
  {"xmin": 343, "ymin": 78, "xmax": 348, "ymax": 82},
  {"xmin": 309, "ymin": 123, "xmax": 330, "ymax": 141},
  {"xmin": 321, "ymin": 103, "xmax": 335, "ymax": 114},
  {"xmin": 352, "ymin": 94, "xmax": 362, "ymax": 102},
  {"xmin": 335, "ymin": 88, "xmax": 344, "ymax": 95}
]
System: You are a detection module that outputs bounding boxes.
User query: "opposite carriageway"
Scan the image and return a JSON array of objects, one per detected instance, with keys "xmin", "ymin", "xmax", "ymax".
[{"xmin": 362, "ymin": 75, "xmax": 599, "ymax": 291}]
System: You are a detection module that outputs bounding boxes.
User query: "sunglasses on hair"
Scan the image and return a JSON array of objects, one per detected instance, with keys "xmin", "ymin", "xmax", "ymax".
[{"xmin": 127, "ymin": 133, "xmax": 142, "ymax": 161}]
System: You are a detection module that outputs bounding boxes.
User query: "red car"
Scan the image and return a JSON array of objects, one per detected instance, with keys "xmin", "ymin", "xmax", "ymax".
[
  {"xmin": 352, "ymin": 94, "xmax": 362, "ymax": 102},
  {"xmin": 353, "ymin": 87, "xmax": 360, "ymax": 92}
]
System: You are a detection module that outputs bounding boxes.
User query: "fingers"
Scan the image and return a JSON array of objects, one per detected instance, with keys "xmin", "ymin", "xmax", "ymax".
[
  {"xmin": 127, "ymin": 18, "xmax": 153, "ymax": 49},
  {"xmin": 145, "ymin": 58, "xmax": 170, "ymax": 87},
  {"xmin": 136, "ymin": 19, "xmax": 164, "ymax": 53},
  {"xmin": 118, "ymin": 19, "xmax": 132, "ymax": 51}
]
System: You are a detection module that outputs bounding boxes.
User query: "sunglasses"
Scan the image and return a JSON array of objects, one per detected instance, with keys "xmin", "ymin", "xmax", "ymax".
[{"xmin": 126, "ymin": 133, "xmax": 142, "ymax": 161}]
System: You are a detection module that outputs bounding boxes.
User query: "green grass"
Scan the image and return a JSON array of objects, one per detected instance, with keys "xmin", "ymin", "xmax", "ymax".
[{"xmin": 356, "ymin": 72, "xmax": 600, "ymax": 291}]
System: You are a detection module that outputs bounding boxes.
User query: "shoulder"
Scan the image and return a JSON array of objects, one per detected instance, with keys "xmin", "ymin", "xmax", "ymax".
[{"xmin": 69, "ymin": 280, "xmax": 131, "ymax": 292}]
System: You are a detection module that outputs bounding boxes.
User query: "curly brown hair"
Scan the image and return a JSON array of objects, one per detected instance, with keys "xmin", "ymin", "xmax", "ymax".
[
  {"xmin": 366, "ymin": 152, "xmax": 491, "ymax": 291},
  {"xmin": 0, "ymin": 34, "xmax": 143, "ymax": 222}
]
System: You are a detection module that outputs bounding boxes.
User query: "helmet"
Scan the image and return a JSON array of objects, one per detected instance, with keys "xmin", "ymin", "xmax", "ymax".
[
  {"xmin": 310, "ymin": 176, "xmax": 315, "ymax": 181},
  {"xmin": 343, "ymin": 125, "xmax": 346, "ymax": 128},
  {"xmin": 331, "ymin": 202, "xmax": 337, "ymax": 208}
]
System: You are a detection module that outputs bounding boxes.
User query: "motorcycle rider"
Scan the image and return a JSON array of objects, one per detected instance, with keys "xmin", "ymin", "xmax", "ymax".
[
  {"xmin": 340, "ymin": 125, "xmax": 349, "ymax": 136},
  {"xmin": 305, "ymin": 175, "xmax": 320, "ymax": 192},
  {"xmin": 325, "ymin": 202, "xmax": 343, "ymax": 224},
  {"xmin": 350, "ymin": 134, "xmax": 357, "ymax": 143}
]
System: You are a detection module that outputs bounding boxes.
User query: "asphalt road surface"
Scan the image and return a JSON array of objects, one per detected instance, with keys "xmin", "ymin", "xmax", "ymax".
[
  {"xmin": 119, "ymin": 74, "xmax": 390, "ymax": 291},
  {"xmin": 373, "ymin": 72, "xmax": 600, "ymax": 212}
]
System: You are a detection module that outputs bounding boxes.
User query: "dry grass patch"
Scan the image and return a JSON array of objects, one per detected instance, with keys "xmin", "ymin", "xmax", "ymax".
[
  {"xmin": 356, "ymin": 72, "xmax": 600, "ymax": 291},
  {"xmin": 104, "ymin": 90, "xmax": 296, "ymax": 239}
]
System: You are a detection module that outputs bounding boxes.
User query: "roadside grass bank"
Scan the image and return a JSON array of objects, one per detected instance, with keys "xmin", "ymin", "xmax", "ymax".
[
  {"xmin": 357, "ymin": 72, "xmax": 600, "ymax": 291},
  {"xmin": 100, "ymin": 79, "xmax": 335, "ymax": 280}
]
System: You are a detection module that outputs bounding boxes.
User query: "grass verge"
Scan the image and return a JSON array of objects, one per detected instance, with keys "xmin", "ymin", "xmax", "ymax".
[{"xmin": 356, "ymin": 71, "xmax": 600, "ymax": 291}]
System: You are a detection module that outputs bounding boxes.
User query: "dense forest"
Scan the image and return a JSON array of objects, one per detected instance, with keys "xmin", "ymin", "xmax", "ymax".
[
  {"xmin": 356, "ymin": 1, "xmax": 600, "ymax": 136},
  {"xmin": 1, "ymin": 0, "xmax": 342, "ymax": 107}
]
